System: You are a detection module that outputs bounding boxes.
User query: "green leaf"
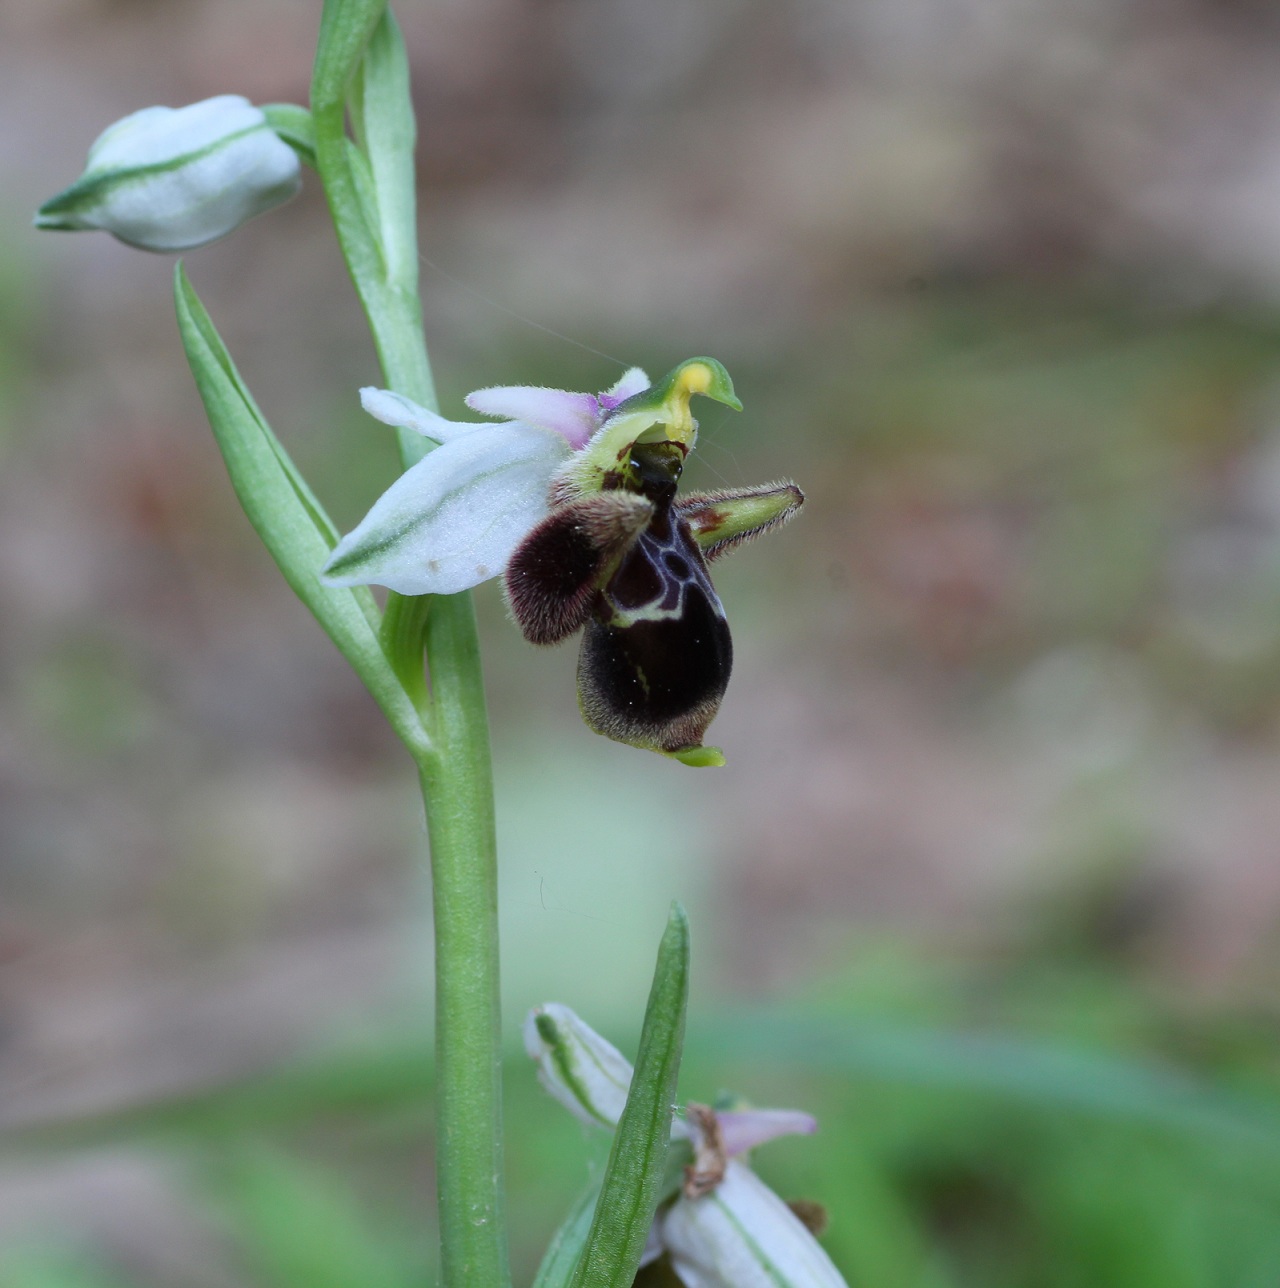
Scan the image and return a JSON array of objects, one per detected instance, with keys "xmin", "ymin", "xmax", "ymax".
[
  {"xmin": 702, "ymin": 1012, "xmax": 1280, "ymax": 1151},
  {"xmin": 353, "ymin": 11, "xmax": 421, "ymax": 291},
  {"xmin": 569, "ymin": 904, "xmax": 690, "ymax": 1288},
  {"xmin": 310, "ymin": 0, "xmax": 388, "ymax": 329},
  {"xmin": 312, "ymin": 0, "xmax": 388, "ymax": 116},
  {"xmin": 309, "ymin": 0, "xmax": 435, "ymax": 466},
  {"xmin": 173, "ymin": 265, "xmax": 430, "ymax": 757}
]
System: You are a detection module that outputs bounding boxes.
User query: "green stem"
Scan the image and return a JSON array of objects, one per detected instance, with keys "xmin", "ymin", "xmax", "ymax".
[
  {"xmin": 311, "ymin": 5, "xmax": 509, "ymax": 1283},
  {"xmin": 419, "ymin": 596, "xmax": 506, "ymax": 1288}
]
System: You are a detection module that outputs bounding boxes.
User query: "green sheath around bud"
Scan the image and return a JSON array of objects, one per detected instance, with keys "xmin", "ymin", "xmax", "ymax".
[{"xmin": 35, "ymin": 95, "xmax": 301, "ymax": 252}]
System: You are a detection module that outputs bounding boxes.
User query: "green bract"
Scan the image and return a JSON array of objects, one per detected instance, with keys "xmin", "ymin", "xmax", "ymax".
[{"xmin": 35, "ymin": 95, "xmax": 301, "ymax": 252}]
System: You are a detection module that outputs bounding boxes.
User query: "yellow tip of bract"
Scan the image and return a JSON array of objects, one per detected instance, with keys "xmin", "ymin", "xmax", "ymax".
[{"xmin": 667, "ymin": 745, "xmax": 726, "ymax": 767}]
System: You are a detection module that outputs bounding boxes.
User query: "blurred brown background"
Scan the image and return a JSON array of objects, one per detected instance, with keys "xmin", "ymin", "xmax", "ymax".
[{"xmin": 6, "ymin": 0, "xmax": 1280, "ymax": 1282}]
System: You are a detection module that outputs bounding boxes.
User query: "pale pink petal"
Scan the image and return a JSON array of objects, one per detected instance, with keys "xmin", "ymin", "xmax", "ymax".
[
  {"xmin": 718, "ymin": 1109, "xmax": 817, "ymax": 1157},
  {"xmin": 465, "ymin": 385, "xmax": 601, "ymax": 448}
]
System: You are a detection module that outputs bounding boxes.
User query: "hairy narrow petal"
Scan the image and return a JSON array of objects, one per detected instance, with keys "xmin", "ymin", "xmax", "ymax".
[
  {"xmin": 718, "ymin": 1109, "xmax": 818, "ymax": 1157},
  {"xmin": 322, "ymin": 424, "xmax": 569, "ymax": 595},
  {"xmin": 661, "ymin": 1161, "xmax": 849, "ymax": 1288},
  {"xmin": 678, "ymin": 482, "xmax": 805, "ymax": 562},
  {"xmin": 359, "ymin": 388, "xmax": 484, "ymax": 444},
  {"xmin": 465, "ymin": 385, "xmax": 602, "ymax": 448},
  {"xmin": 522, "ymin": 1003, "xmax": 634, "ymax": 1129}
]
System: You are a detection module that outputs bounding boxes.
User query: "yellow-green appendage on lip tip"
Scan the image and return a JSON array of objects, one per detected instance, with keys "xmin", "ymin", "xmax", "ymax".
[{"xmin": 667, "ymin": 744, "xmax": 727, "ymax": 768}]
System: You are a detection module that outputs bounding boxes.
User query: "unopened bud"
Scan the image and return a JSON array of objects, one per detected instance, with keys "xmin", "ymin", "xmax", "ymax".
[
  {"xmin": 35, "ymin": 95, "xmax": 301, "ymax": 252},
  {"xmin": 522, "ymin": 1003, "xmax": 633, "ymax": 1129}
]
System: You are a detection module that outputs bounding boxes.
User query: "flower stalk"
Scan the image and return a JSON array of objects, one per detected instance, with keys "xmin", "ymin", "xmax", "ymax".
[{"xmin": 310, "ymin": 3, "xmax": 508, "ymax": 1284}]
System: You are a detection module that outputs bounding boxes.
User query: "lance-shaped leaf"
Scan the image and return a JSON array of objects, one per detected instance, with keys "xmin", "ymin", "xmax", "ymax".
[
  {"xmin": 351, "ymin": 10, "xmax": 419, "ymax": 290},
  {"xmin": 173, "ymin": 265, "xmax": 429, "ymax": 756},
  {"xmin": 568, "ymin": 904, "xmax": 690, "ymax": 1288}
]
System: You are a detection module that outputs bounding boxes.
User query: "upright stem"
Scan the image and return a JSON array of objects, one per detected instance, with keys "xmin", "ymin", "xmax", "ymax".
[
  {"xmin": 420, "ymin": 596, "xmax": 506, "ymax": 1288},
  {"xmin": 311, "ymin": 5, "xmax": 509, "ymax": 1280},
  {"xmin": 379, "ymin": 300, "xmax": 510, "ymax": 1288}
]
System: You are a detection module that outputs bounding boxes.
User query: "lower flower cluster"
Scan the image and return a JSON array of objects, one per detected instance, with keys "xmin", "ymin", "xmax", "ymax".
[{"xmin": 525, "ymin": 1004, "xmax": 848, "ymax": 1288}]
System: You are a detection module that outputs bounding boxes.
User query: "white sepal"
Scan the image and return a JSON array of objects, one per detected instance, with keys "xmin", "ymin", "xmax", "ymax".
[
  {"xmin": 359, "ymin": 389, "xmax": 484, "ymax": 445},
  {"xmin": 35, "ymin": 95, "xmax": 300, "ymax": 252},
  {"xmin": 522, "ymin": 1004, "xmax": 634, "ymax": 1130},
  {"xmin": 320, "ymin": 422, "xmax": 570, "ymax": 596},
  {"xmin": 660, "ymin": 1161, "xmax": 849, "ymax": 1288}
]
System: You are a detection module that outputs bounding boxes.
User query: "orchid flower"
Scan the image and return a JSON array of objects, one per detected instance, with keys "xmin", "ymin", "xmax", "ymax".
[
  {"xmin": 524, "ymin": 1003, "xmax": 848, "ymax": 1288},
  {"xmin": 323, "ymin": 361, "xmax": 803, "ymax": 763}
]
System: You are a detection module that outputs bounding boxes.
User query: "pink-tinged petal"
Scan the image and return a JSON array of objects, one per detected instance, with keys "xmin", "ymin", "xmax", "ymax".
[
  {"xmin": 465, "ymin": 385, "xmax": 601, "ymax": 449},
  {"xmin": 719, "ymin": 1109, "xmax": 817, "ymax": 1157},
  {"xmin": 600, "ymin": 366, "xmax": 650, "ymax": 408},
  {"xmin": 360, "ymin": 388, "xmax": 482, "ymax": 444}
]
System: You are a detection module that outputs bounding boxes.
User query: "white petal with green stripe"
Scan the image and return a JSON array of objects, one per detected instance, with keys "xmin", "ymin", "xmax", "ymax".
[
  {"xmin": 36, "ymin": 95, "xmax": 300, "ymax": 252},
  {"xmin": 661, "ymin": 1161, "xmax": 849, "ymax": 1288}
]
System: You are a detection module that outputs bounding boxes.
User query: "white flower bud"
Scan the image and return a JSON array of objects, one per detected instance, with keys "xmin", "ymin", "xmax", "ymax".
[
  {"xmin": 522, "ymin": 1003, "xmax": 633, "ymax": 1129},
  {"xmin": 35, "ymin": 95, "xmax": 301, "ymax": 252},
  {"xmin": 660, "ymin": 1161, "xmax": 849, "ymax": 1288}
]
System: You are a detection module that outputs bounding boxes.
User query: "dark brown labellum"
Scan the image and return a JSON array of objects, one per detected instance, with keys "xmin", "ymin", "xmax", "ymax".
[
  {"xmin": 577, "ymin": 510, "xmax": 733, "ymax": 754},
  {"xmin": 504, "ymin": 438, "xmax": 802, "ymax": 759}
]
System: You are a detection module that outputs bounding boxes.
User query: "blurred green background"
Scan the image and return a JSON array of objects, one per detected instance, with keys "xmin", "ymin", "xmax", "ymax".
[{"xmin": 6, "ymin": 0, "xmax": 1280, "ymax": 1284}]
